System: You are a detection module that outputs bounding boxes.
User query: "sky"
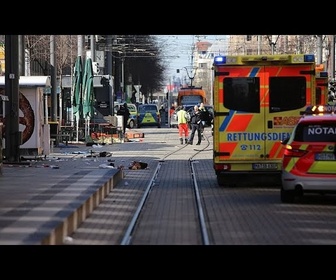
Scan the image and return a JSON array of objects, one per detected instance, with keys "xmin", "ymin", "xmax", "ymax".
[{"xmin": 155, "ymin": 35, "xmax": 228, "ymax": 84}]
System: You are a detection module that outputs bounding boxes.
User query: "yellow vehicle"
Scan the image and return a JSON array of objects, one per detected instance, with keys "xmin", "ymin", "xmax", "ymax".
[
  {"xmin": 137, "ymin": 104, "xmax": 161, "ymax": 128},
  {"xmin": 315, "ymin": 64, "xmax": 329, "ymax": 104},
  {"xmin": 212, "ymin": 54, "xmax": 316, "ymax": 187}
]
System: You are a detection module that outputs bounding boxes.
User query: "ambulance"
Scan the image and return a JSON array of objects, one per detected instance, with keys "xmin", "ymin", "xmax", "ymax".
[
  {"xmin": 314, "ymin": 64, "xmax": 329, "ymax": 104},
  {"xmin": 212, "ymin": 54, "xmax": 316, "ymax": 187}
]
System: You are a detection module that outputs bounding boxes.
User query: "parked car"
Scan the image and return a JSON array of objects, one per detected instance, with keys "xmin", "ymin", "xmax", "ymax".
[
  {"xmin": 137, "ymin": 104, "xmax": 161, "ymax": 128},
  {"xmin": 170, "ymin": 104, "xmax": 213, "ymax": 128},
  {"xmin": 114, "ymin": 102, "xmax": 138, "ymax": 129},
  {"xmin": 280, "ymin": 104, "xmax": 336, "ymax": 203}
]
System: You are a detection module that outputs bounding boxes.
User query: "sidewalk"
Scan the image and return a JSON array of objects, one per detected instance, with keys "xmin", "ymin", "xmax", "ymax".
[
  {"xmin": 0, "ymin": 143, "xmax": 123, "ymax": 245},
  {"xmin": 0, "ymin": 126, "xmax": 206, "ymax": 244}
]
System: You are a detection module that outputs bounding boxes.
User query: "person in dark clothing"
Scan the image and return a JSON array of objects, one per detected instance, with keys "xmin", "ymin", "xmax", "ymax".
[
  {"xmin": 117, "ymin": 102, "xmax": 130, "ymax": 134},
  {"xmin": 199, "ymin": 102, "xmax": 208, "ymax": 139},
  {"xmin": 187, "ymin": 105, "xmax": 202, "ymax": 145}
]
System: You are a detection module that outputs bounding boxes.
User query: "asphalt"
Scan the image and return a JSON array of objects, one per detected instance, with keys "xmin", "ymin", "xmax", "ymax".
[{"xmin": 0, "ymin": 125, "xmax": 206, "ymax": 245}]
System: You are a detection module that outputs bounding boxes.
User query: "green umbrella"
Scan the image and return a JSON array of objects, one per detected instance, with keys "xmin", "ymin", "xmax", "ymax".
[
  {"xmin": 82, "ymin": 57, "xmax": 94, "ymax": 120},
  {"xmin": 82, "ymin": 57, "xmax": 95, "ymax": 140}
]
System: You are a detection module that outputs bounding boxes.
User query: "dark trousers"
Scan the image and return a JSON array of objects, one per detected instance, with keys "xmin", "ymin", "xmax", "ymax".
[
  {"xmin": 188, "ymin": 124, "xmax": 202, "ymax": 144},
  {"xmin": 123, "ymin": 120, "xmax": 127, "ymax": 134}
]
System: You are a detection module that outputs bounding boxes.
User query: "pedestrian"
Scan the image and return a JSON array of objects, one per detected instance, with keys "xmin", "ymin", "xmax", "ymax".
[
  {"xmin": 187, "ymin": 105, "xmax": 202, "ymax": 145},
  {"xmin": 199, "ymin": 102, "xmax": 208, "ymax": 140},
  {"xmin": 177, "ymin": 105, "xmax": 190, "ymax": 144},
  {"xmin": 159, "ymin": 105, "xmax": 166, "ymax": 126},
  {"xmin": 117, "ymin": 102, "xmax": 130, "ymax": 134},
  {"xmin": 169, "ymin": 103, "xmax": 176, "ymax": 117}
]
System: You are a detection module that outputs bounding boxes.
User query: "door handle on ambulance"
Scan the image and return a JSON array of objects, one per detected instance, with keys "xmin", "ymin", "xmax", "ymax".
[{"xmin": 260, "ymin": 154, "xmax": 270, "ymax": 158}]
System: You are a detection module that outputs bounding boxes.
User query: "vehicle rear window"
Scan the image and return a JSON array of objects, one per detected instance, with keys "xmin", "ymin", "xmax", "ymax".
[
  {"xmin": 222, "ymin": 76, "xmax": 307, "ymax": 114},
  {"xmin": 223, "ymin": 77, "xmax": 260, "ymax": 113},
  {"xmin": 294, "ymin": 123, "xmax": 336, "ymax": 142},
  {"xmin": 139, "ymin": 105, "xmax": 157, "ymax": 113}
]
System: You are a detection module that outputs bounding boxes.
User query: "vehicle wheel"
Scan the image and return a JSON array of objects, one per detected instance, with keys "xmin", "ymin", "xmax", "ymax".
[
  {"xmin": 280, "ymin": 186, "xmax": 296, "ymax": 203},
  {"xmin": 128, "ymin": 120, "xmax": 135, "ymax": 129}
]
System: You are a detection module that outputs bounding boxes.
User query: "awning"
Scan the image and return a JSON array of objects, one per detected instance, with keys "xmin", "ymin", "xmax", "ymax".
[{"xmin": 0, "ymin": 76, "xmax": 51, "ymax": 87}]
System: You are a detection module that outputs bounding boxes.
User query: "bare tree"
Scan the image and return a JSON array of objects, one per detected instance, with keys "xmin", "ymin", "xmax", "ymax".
[{"xmin": 25, "ymin": 35, "xmax": 78, "ymax": 76}]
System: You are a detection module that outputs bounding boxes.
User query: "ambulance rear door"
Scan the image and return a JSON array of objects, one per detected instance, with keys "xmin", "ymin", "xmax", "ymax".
[{"xmin": 214, "ymin": 61, "xmax": 315, "ymax": 171}]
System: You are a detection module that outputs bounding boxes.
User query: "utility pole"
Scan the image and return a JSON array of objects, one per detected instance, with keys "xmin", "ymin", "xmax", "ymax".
[
  {"xmin": 90, "ymin": 35, "xmax": 95, "ymax": 62},
  {"xmin": 106, "ymin": 35, "xmax": 114, "ymax": 115},
  {"xmin": 106, "ymin": 35, "xmax": 113, "ymax": 75},
  {"xmin": 50, "ymin": 35, "xmax": 57, "ymax": 123},
  {"xmin": 78, "ymin": 35, "xmax": 84, "ymax": 62},
  {"xmin": 18, "ymin": 35, "xmax": 25, "ymax": 76},
  {"xmin": 4, "ymin": 35, "xmax": 20, "ymax": 163}
]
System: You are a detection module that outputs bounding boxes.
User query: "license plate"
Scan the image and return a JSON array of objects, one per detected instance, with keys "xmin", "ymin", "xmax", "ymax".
[
  {"xmin": 252, "ymin": 163, "xmax": 278, "ymax": 170},
  {"xmin": 315, "ymin": 153, "xmax": 336, "ymax": 161}
]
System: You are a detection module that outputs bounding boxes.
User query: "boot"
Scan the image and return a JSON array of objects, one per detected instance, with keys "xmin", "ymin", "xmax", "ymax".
[
  {"xmin": 196, "ymin": 142, "xmax": 201, "ymax": 145},
  {"xmin": 185, "ymin": 139, "xmax": 188, "ymax": 144},
  {"xmin": 180, "ymin": 138, "xmax": 183, "ymax": 144}
]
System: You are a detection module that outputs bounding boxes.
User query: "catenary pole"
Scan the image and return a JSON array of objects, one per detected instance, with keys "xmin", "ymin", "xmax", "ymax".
[
  {"xmin": 4, "ymin": 35, "xmax": 20, "ymax": 162},
  {"xmin": 50, "ymin": 35, "xmax": 57, "ymax": 122}
]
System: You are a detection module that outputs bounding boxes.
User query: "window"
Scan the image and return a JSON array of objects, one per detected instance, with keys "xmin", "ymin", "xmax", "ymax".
[
  {"xmin": 198, "ymin": 63, "xmax": 207, "ymax": 69},
  {"xmin": 223, "ymin": 77, "xmax": 260, "ymax": 113},
  {"xmin": 181, "ymin": 95, "xmax": 203, "ymax": 104},
  {"xmin": 139, "ymin": 105, "xmax": 157, "ymax": 113},
  {"xmin": 269, "ymin": 76, "xmax": 306, "ymax": 113}
]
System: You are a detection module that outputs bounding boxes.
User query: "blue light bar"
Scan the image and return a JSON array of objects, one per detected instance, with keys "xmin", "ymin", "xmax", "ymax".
[
  {"xmin": 304, "ymin": 54, "xmax": 315, "ymax": 62},
  {"xmin": 214, "ymin": 56, "xmax": 226, "ymax": 65}
]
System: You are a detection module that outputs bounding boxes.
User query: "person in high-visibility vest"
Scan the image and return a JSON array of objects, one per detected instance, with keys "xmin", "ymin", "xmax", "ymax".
[{"xmin": 177, "ymin": 105, "xmax": 190, "ymax": 144}]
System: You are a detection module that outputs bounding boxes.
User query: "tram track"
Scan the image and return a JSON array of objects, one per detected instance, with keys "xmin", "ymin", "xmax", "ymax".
[
  {"xmin": 63, "ymin": 127, "xmax": 336, "ymax": 246},
  {"xmin": 119, "ymin": 131, "xmax": 213, "ymax": 245}
]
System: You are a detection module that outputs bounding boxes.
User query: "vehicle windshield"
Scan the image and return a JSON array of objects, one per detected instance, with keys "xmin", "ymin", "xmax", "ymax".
[{"xmin": 139, "ymin": 105, "xmax": 157, "ymax": 113}]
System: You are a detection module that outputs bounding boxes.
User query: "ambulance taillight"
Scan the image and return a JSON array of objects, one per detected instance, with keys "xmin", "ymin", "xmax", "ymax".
[{"xmin": 214, "ymin": 163, "xmax": 231, "ymax": 171}]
